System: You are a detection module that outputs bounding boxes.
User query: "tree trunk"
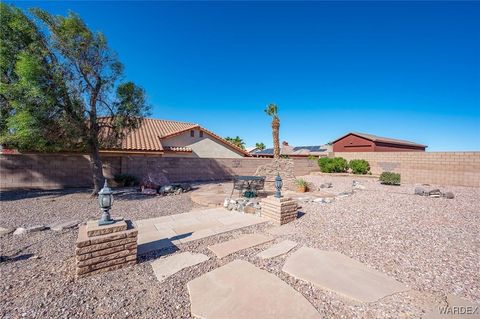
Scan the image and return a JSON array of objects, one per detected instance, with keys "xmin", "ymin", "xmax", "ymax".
[
  {"xmin": 272, "ymin": 118, "xmax": 280, "ymax": 159},
  {"xmin": 90, "ymin": 144, "xmax": 104, "ymax": 195}
]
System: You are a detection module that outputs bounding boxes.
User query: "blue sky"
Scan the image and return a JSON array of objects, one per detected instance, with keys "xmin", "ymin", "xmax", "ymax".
[{"xmin": 12, "ymin": 1, "xmax": 480, "ymax": 151}]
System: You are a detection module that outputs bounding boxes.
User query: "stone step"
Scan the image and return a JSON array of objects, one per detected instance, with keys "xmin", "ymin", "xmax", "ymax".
[
  {"xmin": 187, "ymin": 260, "xmax": 321, "ymax": 319},
  {"xmin": 257, "ymin": 240, "xmax": 298, "ymax": 259},
  {"xmin": 151, "ymin": 252, "xmax": 209, "ymax": 282},
  {"xmin": 208, "ymin": 234, "xmax": 274, "ymax": 258}
]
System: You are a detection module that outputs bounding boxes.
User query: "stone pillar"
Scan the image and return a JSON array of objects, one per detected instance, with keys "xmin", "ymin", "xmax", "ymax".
[
  {"xmin": 260, "ymin": 196, "xmax": 298, "ymax": 225},
  {"xmin": 75, "ymin": 219, "xmax": 138, "ymax": 279}
]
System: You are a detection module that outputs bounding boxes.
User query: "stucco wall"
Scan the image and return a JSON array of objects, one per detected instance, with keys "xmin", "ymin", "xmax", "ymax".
[{"xmin": 161, "ymin": 129, "xmax": 244, "ymax": 158}]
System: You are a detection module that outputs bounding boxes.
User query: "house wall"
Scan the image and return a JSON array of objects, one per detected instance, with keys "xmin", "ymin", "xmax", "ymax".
[
  {"xmin": 161, "ymin": 129, "xmax": 244, "ymax": 158},
  {"xmin": 333, "ymin": 134, "xmax": 375, "ymax": 152}
]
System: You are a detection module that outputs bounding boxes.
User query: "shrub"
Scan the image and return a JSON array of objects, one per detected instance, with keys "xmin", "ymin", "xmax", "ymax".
[
  {"xmin": 295, "ymin": 179, "xmax": 308, "ymax": 187},
  {"xmin": 349, "ymin": 159, "xmax": 370, "ymax": 175},
  {"xmin": 113, "ymin": 174, "xmax": 138, "ymax": 187},
  {"xmin": 379, "ymin": 172, "xmax": 401, "ymax": 185},
  {"xmin": 318, "ymin": 157, "xmax": 348, "ymax": 173}
]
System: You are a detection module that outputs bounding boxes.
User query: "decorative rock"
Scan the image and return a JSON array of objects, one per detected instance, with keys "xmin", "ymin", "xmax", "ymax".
[
  {"xmin": 151, "ymin": 252, "xmax": 209, "ymax": 282},
  {"xmin": 283, "ymin": 247, "xmax": 409, "ymax": 303},
  {"xmin": 13, "ymin": 227, "xmax": 26, "ymax": 235},
  {"xmin": 414, "ymin": 187, "xmax": 425, "ymax": 195},
  {"xmin": 187, "ymin": 260, "xmax": 321, "ymax": 319},
  {"xmin": 444, "ymin": 192, "xmax": 454, "ymax": 199},
  {"xmin": 26, "ymin": 225, "xmax": 48, "ymax": 233},
  {"xmin": 208, "ymin": 234, "xmax": 274, "ymax": 258},
  {"xmin": 254, "ymin": 159, "xmax": 297, "ymax": 191},
  {"xmin": 50, "ymin": 220, "xmax": 82, "ymax": 231},
  {"xmin": 0, "ymin": 227, "xmax": 14, "ymax": 237},
  {"xmin": 319, "ymin": 182, "xmax": 332, "ymax": 189},
  {"xmin": 257, "ymin": 240, "xmax": 297, "ymax": 259}
]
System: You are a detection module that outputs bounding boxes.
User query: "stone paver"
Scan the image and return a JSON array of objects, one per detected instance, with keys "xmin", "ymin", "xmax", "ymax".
[
  {"xmin": 257, "ymin": 240, "xmax": 297, "ymax": 259},
  {"xmin": 151, "ymin": 252, "xmax": 209, "ymax": 282},
  {"xmin": 282, "ymin": 247, "xmax": 409, "ymax": 303},
  {"xmin": 0, "ymin": 227, "xmax": 14, "ymax": 237},
  {"xmin": 208, "ymin": 234, "xmax": 274, "ymax": 258},
  {"xmin": 136, "ymin": 208, "xmax": 268, "ymax": 255},
  {"xmin": 187, "ymin": 260, "xmax": 321, "ymax": 319}
]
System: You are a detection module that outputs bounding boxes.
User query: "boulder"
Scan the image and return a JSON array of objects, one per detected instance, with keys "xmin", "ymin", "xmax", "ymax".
[
  {"xmin": 254, "ymin": 159, "xmax": 296, "ymax": 191},
  {"xmin": 140, "ymin": 172, "xmax": 170, "ymax": 190}
]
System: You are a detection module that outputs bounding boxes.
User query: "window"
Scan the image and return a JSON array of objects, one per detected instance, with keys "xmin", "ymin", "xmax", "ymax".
[
  {"xmin": 190, "ymin": 130, "xmax": 194, "ymax": 137},
  {"xmin": 199, "ymin": 131, "xmax": 203, "ymax": 138}
]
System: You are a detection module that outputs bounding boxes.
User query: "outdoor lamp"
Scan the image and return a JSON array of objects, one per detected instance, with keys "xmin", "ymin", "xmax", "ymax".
[
  {"xmin": 274, "ymin": 173, "xmax": 283, "ymax": 198},
  {"xmin": 98, "ymin": 179, "xmax": 115, "ymax": 226}
]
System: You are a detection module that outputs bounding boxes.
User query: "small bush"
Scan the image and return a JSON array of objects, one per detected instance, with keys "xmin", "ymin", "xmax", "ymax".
[
  {"xmin": 114, "ymin": 174, "xmax": 138, "ymax": 187},
  {"xmin": 349, "ymin": 159, "xmax": 370, "ymax": 175},
  {"xmin": 379, "ymin": 172, "xmax": 401, "ymax": 185},
  {"xmin": 318, "ymin": 157, "xmax": 348, "ymax": 173},
  {"xmin": 295, "ymin": 179, "xmax": 308, "ymax": 187}
]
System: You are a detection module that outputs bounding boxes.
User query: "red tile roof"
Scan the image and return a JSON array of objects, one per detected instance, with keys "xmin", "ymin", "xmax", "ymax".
[{"xmin": 100, "ymin": 117, "xmax": 250, "ymax": 156}]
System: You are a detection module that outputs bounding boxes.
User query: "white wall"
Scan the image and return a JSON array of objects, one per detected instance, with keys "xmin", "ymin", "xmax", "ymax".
[{"xmin": 162, "ymin": 129, "xmax": 244, "ymax": 158}]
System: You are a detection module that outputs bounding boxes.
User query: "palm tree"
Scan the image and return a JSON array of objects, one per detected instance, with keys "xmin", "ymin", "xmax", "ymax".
[
  {"xmin": 255, "ymin": 142, "xmax": 266, "ymax": 150},
  {"xmin": 224, "ymin": 136, "xmax": 246, "ymax": 149},
  {"xmin": 264, "ymin": 103, "xmax": 280, "ymax": 158}
]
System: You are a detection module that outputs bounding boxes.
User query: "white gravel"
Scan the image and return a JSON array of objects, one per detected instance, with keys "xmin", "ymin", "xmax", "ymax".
[{"xmin": 1, "ymin": 177, "xmax": 479, "ymax": 318}]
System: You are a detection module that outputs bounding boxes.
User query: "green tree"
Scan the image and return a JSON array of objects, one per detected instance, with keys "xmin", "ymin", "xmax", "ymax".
[
  {"xmin": 255, "ymin": 142, "xmax": 266, "ymax": 150},
  {"xmin": 0, "ymin": 4, "xmax": 150, "ymax": 194},
  {"xmin": 264, "ymin": 103, "xmax": 280, "ymax": 158},
  {"xmin": 224, "ymin": 136, "xmax": 245, "ymax": 150}
]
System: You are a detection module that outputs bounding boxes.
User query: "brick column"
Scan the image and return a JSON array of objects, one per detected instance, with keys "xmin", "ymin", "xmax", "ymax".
[
  {"xmin": 75, "ymin": 219, "xmax": 138, "ymax": 279},
  {"xmin": 260, "ymin": 196, "xmax": 298, "ymax": 225}
]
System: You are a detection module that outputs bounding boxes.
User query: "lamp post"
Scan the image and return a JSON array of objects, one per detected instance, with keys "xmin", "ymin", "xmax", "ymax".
[
  {"xmin": 98, "ymin": 180, "xmax": 115, "ymax": 226},
  {"xmin": 274, "ymin": 173, "xmax": 283, "ymax": 198}
]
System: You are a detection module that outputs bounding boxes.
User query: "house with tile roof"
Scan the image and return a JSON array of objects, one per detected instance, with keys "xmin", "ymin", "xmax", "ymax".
[
  {"xmin": 331, "ymin": 132, "xmax": 427, "ymax": 152},
  {"xmin": 99, "ymin": 117, "xmax": 250, "ymax": 158}
]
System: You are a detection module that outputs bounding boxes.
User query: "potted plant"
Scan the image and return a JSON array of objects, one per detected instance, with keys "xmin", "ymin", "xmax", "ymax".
[{"xmin": 295, "ymin": 179, "xmax": 308, "ymax": 193}]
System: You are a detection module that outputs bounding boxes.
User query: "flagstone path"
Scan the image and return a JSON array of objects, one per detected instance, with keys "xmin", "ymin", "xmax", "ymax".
[
  {"xmin": 136, "ymin": 208, "xmax": 268, "ymax": 255},
  {"xmin": 151, "ymin": 252, "xmax": 209, "ymax": 282},
  {"xmin": 282, "ymin": 247, "xmax": 410, "ymax": 303},
  {"xmin": 256, "ymin": 239, "xmax": 297, "ymax": 259},
  {"xmin": 208, "ymin": 234, "xmax": 274, "ymax": 258},
  {"xmin": 187, "ymin": 260, "xmax": 322, "ymax": 319}
]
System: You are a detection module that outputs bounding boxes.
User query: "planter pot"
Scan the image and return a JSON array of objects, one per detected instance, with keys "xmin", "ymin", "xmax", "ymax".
[{"xmin": 297, "ymin": 186, "xmax": 307, "ymax": 193}]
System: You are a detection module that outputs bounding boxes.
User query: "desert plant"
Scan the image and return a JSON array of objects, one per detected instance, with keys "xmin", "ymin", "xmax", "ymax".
[
  {"xmin": 264, "ymin": 103, "xmax": 280, "ymax": 158},
  {"xmin": 295, "ymin": 179, "xmax": 308, "ymax": 192},
  {"xmin": 318, "ymin": 157, "xmax": 348, "ymax": 173},
  {"xmin": 379, "ymin": 172, "xmax": 401, "ymax": 185},
  {"xmin": 349, "ymin": 159, "xmax": 370, "ymax": 175},
  {"xmin": 114, "ymin": 174, "xmax": 138, "ymax": 187}
]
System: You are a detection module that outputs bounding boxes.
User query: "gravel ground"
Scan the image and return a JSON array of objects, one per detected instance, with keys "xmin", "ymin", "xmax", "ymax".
[{"xmin": 1, "ymin": 177, "xmax": 479, "ymax": 318}]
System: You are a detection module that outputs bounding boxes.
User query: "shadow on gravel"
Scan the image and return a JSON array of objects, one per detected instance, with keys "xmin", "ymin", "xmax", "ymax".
[
  {"xmin": 0, "ymin": 253, "xmax": 36, "ymax": 263},
  {"xmin": 0, "ymin": 188, "xmax": 90, "ymax": 202}
]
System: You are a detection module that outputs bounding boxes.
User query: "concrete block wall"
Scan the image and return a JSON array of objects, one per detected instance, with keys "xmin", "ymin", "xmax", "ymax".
[
  {"xmin": 333, "ymin": 152, "xmax": 480, "ymax": 187},
  {"xmin": 0, "ymin": 154, "xmax": 319, "ymax": 189}
]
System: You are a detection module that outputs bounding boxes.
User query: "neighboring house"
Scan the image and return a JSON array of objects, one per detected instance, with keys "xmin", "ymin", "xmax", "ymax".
[
  {"xmin": 252, "ymin": 141, "xmax": 331, "ymax": 158},
  {"xmin": 100, "ymin": 118, "xmax": 250, "ymax": 158},
  {"xmin": 246, "ymin": 146, "xmax": 260, "ymax": 154},
  {"xmin": 332, "ymin": 132, "xmax": 427, "ymax": 152}
]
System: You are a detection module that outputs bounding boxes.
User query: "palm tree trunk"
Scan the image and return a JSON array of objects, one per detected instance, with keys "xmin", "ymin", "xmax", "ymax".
[{"xmin": 272, "ymin": 118, "xmax": 280, "ymax": 158}]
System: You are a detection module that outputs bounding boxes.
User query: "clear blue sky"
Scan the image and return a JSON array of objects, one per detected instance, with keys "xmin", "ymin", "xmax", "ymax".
[{"xmin": 12, "ymin": 1, "xmax": 480, "ymax": 151}]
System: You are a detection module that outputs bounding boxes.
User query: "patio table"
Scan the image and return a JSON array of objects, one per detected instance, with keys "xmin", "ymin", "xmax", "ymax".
[{"xmin": 230, "ymin": 175, "xmax": 266, "ymax": 198}]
